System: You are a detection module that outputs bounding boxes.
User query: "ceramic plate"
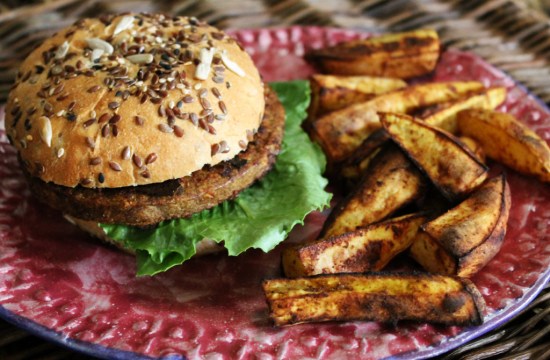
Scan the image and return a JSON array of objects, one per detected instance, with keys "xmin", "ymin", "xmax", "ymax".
[{"xmin": 0, "ymin": 27, "xmax": 549, "ymax": 360}]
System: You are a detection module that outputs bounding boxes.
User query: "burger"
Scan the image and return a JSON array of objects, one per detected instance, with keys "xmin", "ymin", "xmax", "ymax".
[{"xmin": 5, "ymin": 13, "xmax": 330, "ymax": 275}]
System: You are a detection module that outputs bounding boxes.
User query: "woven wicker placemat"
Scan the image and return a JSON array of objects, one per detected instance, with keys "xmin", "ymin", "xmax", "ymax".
[{"xmin": 0, "ymin": 1, "xmax": 549, "ymax": 359}]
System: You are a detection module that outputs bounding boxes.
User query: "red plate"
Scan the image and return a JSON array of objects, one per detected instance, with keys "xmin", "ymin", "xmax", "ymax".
[{"xmin": 0, "ymin": 27, "xmax": 549, "ymax": 360}]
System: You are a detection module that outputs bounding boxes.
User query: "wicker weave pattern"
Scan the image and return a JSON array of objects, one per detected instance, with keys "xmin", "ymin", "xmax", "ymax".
[
  {"xmin": 1, "ymin": 0, "xmax": 550, "ymax": 104},
  {"xmin": 0, "ymin": 1, "xmax": 549, "ymax": 359}
]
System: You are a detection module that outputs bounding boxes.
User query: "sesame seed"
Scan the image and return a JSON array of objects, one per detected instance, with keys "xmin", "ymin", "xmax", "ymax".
[
  {"xmin": 132, "ymin": 154, "xmax": 143, "ymax": 168},
  {"xmin": 121, "ymin": 146, "xmax": 131, "ymax": 160},
  {"xmin": 211, "ymin": 143, "xmax": 220, "ymax": 156},
  {"xmin": 83, "ymin": 118, "xmax": 97, "ymax": 128},
  {"xmin": 135, "ymin": 116, "xmax": 145, "ymax": 125},
  {"xmin": 219, "ymin": 140, "xmax": 230, "ymax": 153},
  {"xmin": 68, "ymin": 101, "xmax": 76, "ymax": 111},
  {"xmin": 183, "ymin": 95, "xmax": 194, "ymax": 103},
  {"xmin": 85, "ymin": 136, "xmax": 95, "ymax": 149},
  {"xmin": 109, "ymin": 161, "xmax": 122, "ymax": 172},
  {"xmin": 56, "ymin": 93, "xmax": 69, "ymax": 101},
  {"xmin": 158, "ymin": 123, "xmax": 173, "ymax": 133},
  {"xmin": 109, "ymin": 114, "xmax": 121, "ymax": 124},
  {"xmin": 198, "ymin": 118, "xmax": 208, "ymax": 131},
  {"xmin": 99, "ymin": 113, "xmax": 110, "ymax": 123},
  {"xmin": 81, "ymin": 178, "xmax": 92, "ymax": 186},
  {"xmin": 34, "ymin": 162, "xmax": 46, "ymax": 174},
  {"xmin": 90, "ymin": 157, "xmax": 102, "ymax": 165},
  {"xmin": 88, "ymin": 85, "xmax": 101, "ymax": 93},
  {"xmin": 140, "ymin": 170, "xmax": 150, "ymax": 178},
  {"xmin": 108, "ymin": 101, "xmax": 120, "ymax": 109},
  {"xmin": 158, "ymin": 105, "xmax": 166, "ymax": 117},
  {"xmin": 246, "ymin": 130, "xmax": 254, "ymax": 141},
  {"xmin": 44, "ymin": 102, "xmax": 53, "ymax": 113},
  {"xmin": 145, "ymin": 153, "xmax": 157, "ymax": 164},
  {"xmin": 166, "ymin": 107, "xmax": 175, "ymax": 118},
  {"xmin": 173, "ymin": 125, "xmax": 184, "ymax": 137},
  {"xmin": 219, "ymin": 101, "xmax": 227, "ymax": 114},
  {"xmin": 98, "ymin": 173, "xmax": 105, "ymax": 183},
  {"xmin": 51, "ymin": 66, "xmax": 63, "ymax": 75},
  {"xmin": 57, "ymin": 148, "xmax": 65, "ymax": 157},
  {"xmin": 52, "ymin": 84, "xmax": 65, "ymax": 95},
  {"xmin": 189, "ymin": 113, "xmax": 198, "ymax": 126},
  {"xmin": 212, "ymin": 87, "xmax": 222, "ymax": 99},
  {"xmin": 239, "ymin": 140, "xmax": 247, "ymax": 149},
  {"xmin": 101, "ymin": 124, "xmax": 110, "ymax": 137},
  {"xmin": 200, "ymin": 97, "xmax": 211, "ymax": 109}
]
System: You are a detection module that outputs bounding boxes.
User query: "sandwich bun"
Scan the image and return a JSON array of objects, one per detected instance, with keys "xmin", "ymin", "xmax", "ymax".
[{"xmin": 6, "ymin": 13, "xmax": 264, "ymax": 188}]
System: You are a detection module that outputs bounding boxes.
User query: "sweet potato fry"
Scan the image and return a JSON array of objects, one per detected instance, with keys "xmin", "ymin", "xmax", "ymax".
[
  {"xmin": 308, "ymin": 74, "xmax": 406, "ymax": 119},
  {"xmin": 305, "ymin": 29, "xmax": 440, "ymax": 78},
  {"xmin": 457, "ymin": 109, "xmax": 550, "ymax": 183},
  {"xmin": 410, "ymin": 175, "xmax": 511, "ymax": 277},
  {"xmin": 381, "ymin": 112, "xmax": 488, "ymax": 200},
  {"xmin": 423, "ymin": 87, "xmax": 507, "ymax": 133},
  {"xmin": 459, "ymin": 136, "xmax": 486, "ymax": 163},
  {"xmin": 263, "ymin": 273, "xmax": 486, "ymax": 326},
  {"xmin": 283, "ymin": 213, "xmax": 427, "ymax": 278},
  {"xmin": 311, "ymin": 81, "xmax": 484, "ymax": 163},
  {"xmin": 339, "ymin": 128, "xmax": 389, "ymax": 181},
  {"xmin": 321, "ymin": 145, "xmax": 426, "ymax": 238}
]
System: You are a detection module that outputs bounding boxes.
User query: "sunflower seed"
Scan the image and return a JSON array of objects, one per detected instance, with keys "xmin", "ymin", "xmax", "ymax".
[
  {"xmin": 113, "ymin": 15, "xmax": 135, "ymax": 35},
  {"xmin": 37, "ymin": 116, "xmax": 52, "ymax": 147},
  {"xmin": 55, "ymin": 41, "xmax": 70, "ymax": 59},
  {"xmin": 86, "ymin": 38, "xmax": 114, "ymax": 55},
  {"xmin": 126, "ymin": 54, "xmax": 154, "ymax": 64}
]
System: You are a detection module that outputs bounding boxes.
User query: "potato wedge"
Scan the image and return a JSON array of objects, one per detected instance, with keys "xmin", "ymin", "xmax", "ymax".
[
  {"xmin": 311, "ymin": 81, "xmax": 484, "ymax": 163},
  {"xmin": 308, "ymin": 74, "xmax": 407, "ymax": 119},
  {"xmin": 423, "ymin": 87, "xmax": 507, "ymax": 133},
  {"xmin": 457, "ymin": 109, "xmax": 550, "ymax": 183},
  {"xmin": 305, "ymin": 30, "xmax": 440, "ymax": 78},
  {"xmin": 459, "ymin": 136, "xmax": 486, "ymax": 163},
  {"xmin": 283, "ymin": 213, "xmax": 428, "ymax": 278},
  {"xmin": 321, "ymin": 145, "xmax": 426, "ymax": 238},
  {"xmin": 338, "ymin": 88, "xmax": 502, "ymax": 180},
  {"xmin": 381, "ymin": 112, "xmax": 488, "ymax": 200},
  {"xmin": 263, "ymin": 273, "xmax": 486, "ymax": 326},
  {"xmin": 340, "ymin": 128, "xmax": 389, "ymax": 181},
  {"xmin": 411, "ymin": 175, "xmax": 511, "ymax": 277}
]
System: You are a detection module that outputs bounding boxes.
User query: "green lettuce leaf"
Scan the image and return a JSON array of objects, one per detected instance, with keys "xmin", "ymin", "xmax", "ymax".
[{"xmin": 100, "ymin": 80, "xmax": 331, "ymax": 275}]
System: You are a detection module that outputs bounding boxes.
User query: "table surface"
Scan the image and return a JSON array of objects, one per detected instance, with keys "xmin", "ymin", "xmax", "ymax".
[{"xmin": 0, "ymin": 1, "xmax": 549, "ymax": 359}]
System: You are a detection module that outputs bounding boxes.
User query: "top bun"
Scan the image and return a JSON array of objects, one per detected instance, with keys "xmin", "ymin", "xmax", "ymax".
[{"xmin": 6, "ymin": 13, "xmax": 264, "ymax": 188}]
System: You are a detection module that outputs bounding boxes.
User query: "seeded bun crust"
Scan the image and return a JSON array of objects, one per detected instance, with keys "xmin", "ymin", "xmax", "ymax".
[{"xmin": 6, "ymin": 14, "xmax": 264, "ymax": 188}]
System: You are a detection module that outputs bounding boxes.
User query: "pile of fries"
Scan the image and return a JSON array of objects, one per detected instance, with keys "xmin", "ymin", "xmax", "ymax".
[{"xmin": 263, "ymin": 30, "xmax": 550, "ymax": 327}]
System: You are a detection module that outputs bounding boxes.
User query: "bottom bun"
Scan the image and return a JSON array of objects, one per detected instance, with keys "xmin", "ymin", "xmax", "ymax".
[{"xmin": 64, "ymin": 215, "xmax": 224, "ymax": 257}]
